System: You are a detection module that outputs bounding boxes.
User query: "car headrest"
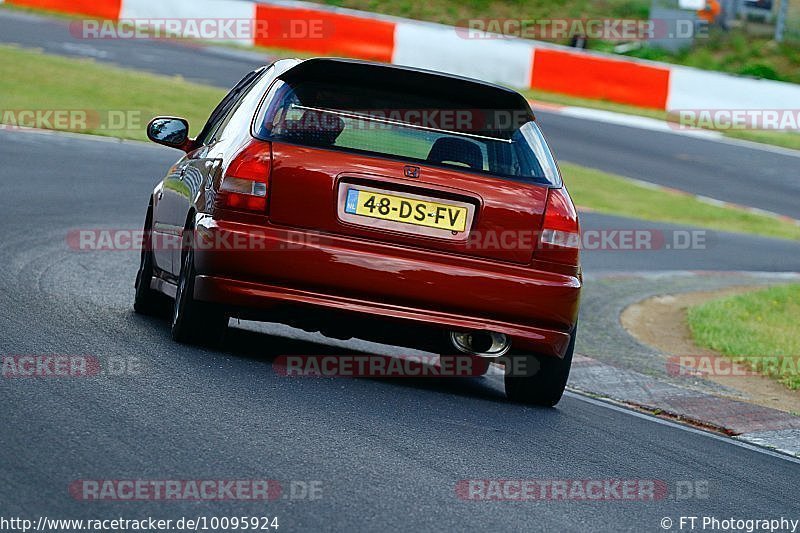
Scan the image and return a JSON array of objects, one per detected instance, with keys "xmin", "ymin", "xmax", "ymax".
[
  {"xmin": 426, "ymin": 136, "xmax": 483, "ymax": 170},
  {"xmin": 282, "ymin": 109, "xmax": 345, "ymax": 147}
]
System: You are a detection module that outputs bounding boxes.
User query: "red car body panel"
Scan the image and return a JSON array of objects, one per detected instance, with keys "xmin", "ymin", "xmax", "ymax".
[
  {"xmin": 191, "ymin": 216, "xmax": 580, "ymax": 357},
  {"xmin": 268, "ymin": 142, "xmax": 549, "ymax": 266}
]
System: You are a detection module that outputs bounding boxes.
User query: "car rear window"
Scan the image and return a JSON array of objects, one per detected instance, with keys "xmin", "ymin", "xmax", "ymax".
[{"xmin": 253, "ymin": 80, "xmax": 561, "ymax": 186}]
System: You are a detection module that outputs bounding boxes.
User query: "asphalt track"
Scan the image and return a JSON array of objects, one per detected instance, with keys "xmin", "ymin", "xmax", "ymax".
[
  {"xmin": 2, "ymin": 127, "xmax": 800, "ymax": 530},
  {"xmin": 2, "ymin": 7, "xmax": 800, "ymax": 532},
  {"xmin": 2, "ymin": 8, "xmax": 800, "ymax": 219}
]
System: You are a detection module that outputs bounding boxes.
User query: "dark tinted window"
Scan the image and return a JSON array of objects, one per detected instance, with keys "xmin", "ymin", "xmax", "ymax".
[{"xmin": 253, "ymin": 80, "xmax": 560, "ymax": 185}]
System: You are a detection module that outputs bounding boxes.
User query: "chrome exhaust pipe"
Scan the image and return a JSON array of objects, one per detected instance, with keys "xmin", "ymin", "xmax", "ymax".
[{"xmin": 449, "ymin": 331, "xmax": 511, "ymax": 358}]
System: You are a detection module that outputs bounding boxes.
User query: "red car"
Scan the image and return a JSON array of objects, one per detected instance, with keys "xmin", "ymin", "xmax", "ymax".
[{"xmin": 135, "ymin": 58, "xmax": 581, "ymax": 406}]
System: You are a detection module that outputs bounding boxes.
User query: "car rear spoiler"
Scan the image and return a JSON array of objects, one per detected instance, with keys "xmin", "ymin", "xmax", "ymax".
[{"xmin": 278, "ymin": 58, "xmax": 536, "ymax": 123}]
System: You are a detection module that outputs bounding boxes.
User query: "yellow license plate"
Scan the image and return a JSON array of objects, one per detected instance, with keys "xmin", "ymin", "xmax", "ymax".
[{"xmin": 344, "ymin": 189, "xmax": 468, "ymax": 232}]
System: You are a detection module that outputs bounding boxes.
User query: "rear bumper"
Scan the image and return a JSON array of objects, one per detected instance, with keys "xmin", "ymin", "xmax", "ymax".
[{"xmin": 192, "ymin": 217, "xmax": 581, "ymax": 358}]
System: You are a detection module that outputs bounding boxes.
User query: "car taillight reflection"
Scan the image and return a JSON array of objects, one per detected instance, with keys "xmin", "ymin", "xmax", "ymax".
[
  {"xmin": 216, "ymin": 140, "xmax": 271, "ymax": 213},
  {"xmin": 537, "ymin": 187, "xmax": 580, "ymax": 266}
]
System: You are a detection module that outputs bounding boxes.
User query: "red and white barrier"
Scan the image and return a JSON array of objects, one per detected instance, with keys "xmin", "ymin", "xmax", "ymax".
[
  {"xmin": 254, "ymin": 3, "xmax": 394, "ymax": 61},
  {"xmin": 7, "ymin": 0, "xmax": 800, "ymax": 113},
  {"xmin": 530, "ymin": 49, "xmax": 671, "ymax": 110},
  {"xmin": 119, "ymin": 0, "xmax": 256, "ymax": 46},
  {"xmin": 392, "ymin": 22, "xmax": 533, "ymax": 89},
  {"xmin": 667, "ymin": 65, "xmax": 800, "ymax": 111},
  {"xmin": 7, "ymin": 0, "xmax": 121, "ymax": 19}
]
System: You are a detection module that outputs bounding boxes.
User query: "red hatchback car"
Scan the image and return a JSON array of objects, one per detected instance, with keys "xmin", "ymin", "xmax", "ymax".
[{"xmin": 135, "ymin": 58, "xmax": 581, "ymax": 406}]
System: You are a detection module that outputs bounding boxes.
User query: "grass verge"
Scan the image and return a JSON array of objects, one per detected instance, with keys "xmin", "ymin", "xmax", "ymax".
[
  {"xmin": 2, "ymin": 44, "xmax": 798, "ymax": 240},
  {"xmin": 561, "ymin": 162, "xmax": 800, "ymax": 241},
  {"xmin": 0, "ymin": 44, "xmax": 225, "ymax": 142},
  {"xmin": 687, "ymin": 284, "xmax": 800, "ymax": 390}
]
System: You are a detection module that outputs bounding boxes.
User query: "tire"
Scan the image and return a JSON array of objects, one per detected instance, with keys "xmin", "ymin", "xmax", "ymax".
[
  {"xmin": 133, "ymin": 212, "xmax": 161, "ymax": 315},
  {"xmin": 171, "ymin": 245, "xmax": 227, "ymax": 346},
  {"xmin": 503, "ymin": 323, "xmax": 577, "ymax": 407}
]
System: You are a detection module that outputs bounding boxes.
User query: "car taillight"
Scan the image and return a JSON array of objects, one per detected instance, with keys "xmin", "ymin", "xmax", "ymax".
[
  {"xmin": 217, "ymin": 140, "xmax": 271, "ymax": 213},
  {"xmin": 537, "ymin": 187, "xmax": 580, "ymax": 266}
]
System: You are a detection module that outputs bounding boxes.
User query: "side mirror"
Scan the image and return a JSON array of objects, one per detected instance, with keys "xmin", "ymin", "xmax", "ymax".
[{"xmin": 147, "ymin": 117, "xmax": 193, "ymax": 151}]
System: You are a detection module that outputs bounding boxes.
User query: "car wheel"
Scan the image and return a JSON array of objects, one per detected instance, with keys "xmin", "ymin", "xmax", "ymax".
[
  {"xmin": 503, "ymin": 323, "xmax": 577, "ymax": 407},
  {"xmin": 171, "ymin": 246, "xmax": 227, "ymax": 346},
  {"xmin": 133, "ymin": 215, "xmax": 162, "ymax": 315}
]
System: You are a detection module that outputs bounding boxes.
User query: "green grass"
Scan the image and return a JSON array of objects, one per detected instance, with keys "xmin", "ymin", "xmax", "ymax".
[
  {"xmin": 335, "ymin": 123, "xmax": 434, "ymax": 159},
  {"xmin": 162, "ymin": 179, "xmax": 192, "ymax": 198},
  {"xmin": 527, "ymin": 88, "xmax": 670, "ymax": 120},
  {"xmin": 561, "ymin": 162, "xmax": 800, "ymax": 241},
  {"xmin": 722, "ymin": 129, "xmax": 800, "ymax": 151},
  {"xmin": 621, "ymin": 30, "xmax": 800, "ymax": 85},
  {"xmin": 687, "ymin": 284, "xmax": 800, "ymax": 390},
  {"xmin": 0, "ymin": 44, "xmax": 225, "ymax": 141}
]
